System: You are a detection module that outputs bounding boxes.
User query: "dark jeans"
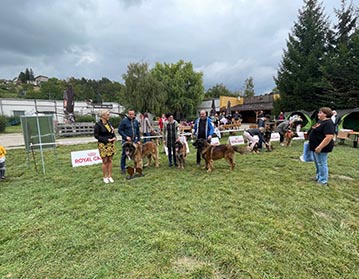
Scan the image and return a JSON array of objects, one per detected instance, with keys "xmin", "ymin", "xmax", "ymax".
[
  {"xmin": 121, "ymin": 148, "xmax": 127, "ymax": 171},
  {"xmin": 143, "ymin": 132, "xmax": 150, "ymax": 143},
  {"xmin": 279, "ymin": 133, "xmax": 284, "ymax": 143},
  {"xmin": 0, "ymin": 161, "xmax": 5, "ymax": 178},
  {"xmin": 196, "ymin": 149, "xmax": 203, "ymax": 165},
  {"xmin": 167, "ymin": 145, "xmax": 176, "ymax": 166}
]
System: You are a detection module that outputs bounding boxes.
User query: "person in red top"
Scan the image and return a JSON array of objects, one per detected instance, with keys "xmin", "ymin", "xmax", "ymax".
[{"xmin": 158, "ymin": 113, "xmax": 167, "ymax": 132}]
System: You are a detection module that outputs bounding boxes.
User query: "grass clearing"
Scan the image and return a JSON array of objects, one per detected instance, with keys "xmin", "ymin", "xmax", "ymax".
[{"xmin": 1, "ymin": 138, "xmax": 358, "ymax": 278}]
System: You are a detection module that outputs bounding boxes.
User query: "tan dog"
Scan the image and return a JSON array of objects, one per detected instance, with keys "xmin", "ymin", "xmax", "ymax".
[
  {"xmin": 193, "ymin": 138, "xmax": 246, "ymax": 172},
  {"xmin": 284, "ymin": 130, "xmax": 295, "ymax": 146},
  {"xmin": 175, "ymin": 140, "xmax": 186, "ymax": 169},
  {"xmin": 123, "ymin": 141, "xmax": 159, "ymax": 169}
]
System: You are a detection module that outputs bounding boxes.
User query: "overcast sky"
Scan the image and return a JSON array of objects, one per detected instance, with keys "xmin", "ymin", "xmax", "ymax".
[{"xmin": 0, "ymin": 0, "xmax": 341, "ymax": 94}]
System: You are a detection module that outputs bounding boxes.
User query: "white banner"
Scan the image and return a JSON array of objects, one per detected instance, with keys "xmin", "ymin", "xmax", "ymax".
[
  {"xmin": 293, "ymin": 131, "xmax": 305, "ymax": 140},
  {"xmin": 71, "ymin": 149, "xmax": 102, "ymax": 167},
  {"xmin": 211, "ymin": 137, "xmax": 220, "ymax": 145},
  {"xmin": 228, "ymin": 135, "xmax": 245, "ymax": 145},
  {"xmin": 270, "ymin": 132, "xmax": 280, "ymax": 142}
]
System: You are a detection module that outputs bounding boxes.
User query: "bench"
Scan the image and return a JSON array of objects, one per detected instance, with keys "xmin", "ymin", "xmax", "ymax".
[
  {"xmin": 337, "ymin": 129, "xmax": 353, "ymax": 144},
  {"xmin": 57, "ymin": 122, "xmax": 94, "ymax": 137},
  {"xmin": 220, "ymin": 123, "xmax": 241, "ymax": 130},
  {"xmin": 179, "ymin": 126, "xmax": 193, "ymax": 133}
]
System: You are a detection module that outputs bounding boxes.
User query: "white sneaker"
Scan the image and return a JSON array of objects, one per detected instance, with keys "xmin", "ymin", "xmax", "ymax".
[
  {"xmin": 280, "ymin": 143, "xmax": 285, "ymax": 146},
  {"xmin": 103, "ymin": 177, "xmax": 109, "ymax": 184},
  {"xmin": 108, "ymin": 177, "xmax": 114, "ymax": 183},
  {"xmin": 299, "ymin": 155, "xmax": 305, "ymax": 162}
]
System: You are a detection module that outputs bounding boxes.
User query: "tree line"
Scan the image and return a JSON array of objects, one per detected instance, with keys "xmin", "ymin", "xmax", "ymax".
[
  {"xmin": 5, "ymin": 61, "xmax": 254, "ymax": 120},
  {"xmin": 3, "ymin": 0, "xmax": 357, "ymax": 117},
  {"xmin": 274, "ymin": 0, "xmax": 359, "ymax": 113}
]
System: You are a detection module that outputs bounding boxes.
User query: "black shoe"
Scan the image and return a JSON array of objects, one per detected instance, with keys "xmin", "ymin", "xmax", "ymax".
[
  {"xmin": 121, "ymin": 169, "xmax": 126, "ymax": 175},
  {"xmin": 168, "ymin": 164, "xmax": 173, "ymax": 167}
]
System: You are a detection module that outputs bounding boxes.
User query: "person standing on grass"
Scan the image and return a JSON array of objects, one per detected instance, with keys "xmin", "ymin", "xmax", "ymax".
[
  {"xmin": 163, "ymin": 113, "xmax": 179, "ymax": 167},
  {"xmin": 118, "ymin": 109, "xmax": 141, "ymax": 174},
  {"xmin": 141, "ymin": 112, "xmax": 153, "ymax": 143},
  {"xmin": 308, "ymin": 107, "xmax": 335, "ymax": 186},
  {"xmin": 94, "ymin": 110, "xmax": 116, "ymax": 184},
  {"xmin": 193, "ymin": 110, "xmax": 214, "ymax": 166},
  {"xmin": 158, "ymin": 113, "xmax": 167, "ymax": 133},
  {"xmin": 0, "ymin": 145, "xmax": 6, "ymax": 179},
  {"xmin": 331, "ymin": 110, "xmax": 340, "ymax": 142}
]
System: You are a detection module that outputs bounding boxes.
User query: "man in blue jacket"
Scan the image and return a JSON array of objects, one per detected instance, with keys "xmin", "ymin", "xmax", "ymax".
[
  {"xmin": 193, "ymin": 110, "xmax": 214, "ymax": 166},
  {"xmin": 118, "ymin": 110, "xmax": 140, "ymax": 174}
]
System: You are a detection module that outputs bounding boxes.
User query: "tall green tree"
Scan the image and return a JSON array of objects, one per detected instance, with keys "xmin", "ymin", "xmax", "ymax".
[
  {"xmin": 322, "ymin": 0, "xmax": 359, "ymax": 108},
  {"xmin": 122, "ymin": 62, "xmax": 166, "ymax": 115},
  {"xmin": 243, "ymin": 76, "xmax": 255, "ymax": 97},
  {"xmin": 39, "ymin": 78, "xmax": 66, "ymax": 100},
  {"xmin": 18, "ymin": 72, "xmax": 26, "ymax": 84},
  {"xmin": 152, "ymin": 60, "xmax": 204, "ymax": 119},
  {"xmin": 29, "ymin": 68, "xmax": 35, "ymax": 81},
  {"xmin": 205, "ymin": 83, "xmax": 234, "ymax": 98},
  {"xmin": 275, "ymin": 0, "xmax": 330, "ymax": 111}
]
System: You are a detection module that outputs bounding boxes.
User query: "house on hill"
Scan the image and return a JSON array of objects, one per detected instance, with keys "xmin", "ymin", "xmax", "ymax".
[{"xmin": 34, "ymin": 75, "xmax": 49, "ymax": 86}]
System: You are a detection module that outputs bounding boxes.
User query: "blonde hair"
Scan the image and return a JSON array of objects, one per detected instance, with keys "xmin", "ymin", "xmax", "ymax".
[{"xmin": 99, "ymin": 109, "xmax": 110, "ymax": 118}]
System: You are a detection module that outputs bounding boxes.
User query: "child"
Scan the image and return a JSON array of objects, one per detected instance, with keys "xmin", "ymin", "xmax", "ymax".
[{"xmin": 0, "ymin": 145, "xmax": 6, "ymax": 179}]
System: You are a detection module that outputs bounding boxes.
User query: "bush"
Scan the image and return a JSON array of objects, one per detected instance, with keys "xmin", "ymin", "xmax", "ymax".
[
  {"xmin": 75, "ymin": 114, "xmax": 122, "ymax": 128},
  {"xmin": 0, "ymin": 116, "xmax": 7, "ymax": 132},
  {"xmin": 75, "ymin": 115, "xmax": 95, "ymax": 123},
  {"xmin": 109, "ymin": 116, "xmax": 122, "ymax": 128},
  {"xmin": 7, "ymin": 115, "xmax": 21, "ymax": 126}
]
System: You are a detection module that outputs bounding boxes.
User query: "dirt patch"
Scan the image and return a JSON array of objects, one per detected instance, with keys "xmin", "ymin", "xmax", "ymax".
[
  {"xmin": 173, "ymin": 256, "xmax": 204, "ymax": 272},
  {"xmin": 332, "ymin": 175, "xmax": 355, "ymax": 181}
]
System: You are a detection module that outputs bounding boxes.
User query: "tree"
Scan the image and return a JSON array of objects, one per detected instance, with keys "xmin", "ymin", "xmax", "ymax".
[
  {"xmin": 322, "ymin": 0, "xmax": 359, "ymax": 108},
  {"xmin": 40, "ymin": 78, "xmax": 66, "ymax": 100},
  {"xmin": 25, "ymin": 68, "xmax": 30, "ymax": 82},
  {"xmin": 205, "ymin": 83, "xmax": 233, "ymax": 98},
  {"xmin": 122, "ymin": 62, "xmax": 166, "ymax": 115},
  {"xmin": 275, "ymin": 0, "xmax": 330, "ymax": 111},
  {"xmin": 29, "ymin": 68, "xmax": 35, "ymax": 81},
  {"xmin": 243, "ymin": 76, "xmax": 255, "ymax": 97},
  {"xmin": 18, "ymin": 72, "xmax": 26, "ymax": 84},
  {"xmin": 152, "ymin": 60, "xmax": 204, "ymax": 119}
]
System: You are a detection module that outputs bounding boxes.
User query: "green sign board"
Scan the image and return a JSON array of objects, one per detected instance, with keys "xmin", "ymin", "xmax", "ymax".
[{"xmin": 21, "ymin": 115, "xmax": 56, "ymax": 152}]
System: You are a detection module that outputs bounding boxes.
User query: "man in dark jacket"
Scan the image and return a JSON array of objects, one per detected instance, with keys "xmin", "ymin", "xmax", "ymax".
[
  {"xmin": 118, "ymin": 110, "xmax": 140, "ymax": 174},
  {"xmin": 193, "ymin": 110, "xmax": 214, "ymax": 166}
]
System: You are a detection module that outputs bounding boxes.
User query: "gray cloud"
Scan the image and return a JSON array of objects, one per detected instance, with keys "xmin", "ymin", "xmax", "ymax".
[{"xmin": 0, "ymin": 0, "xmax": 341, "ymax": 94}]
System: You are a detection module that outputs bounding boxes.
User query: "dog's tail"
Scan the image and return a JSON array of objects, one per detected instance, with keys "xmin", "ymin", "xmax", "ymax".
[{"xmin": 232, "ymin": 145, "xmax": 247, "ymax": 154}]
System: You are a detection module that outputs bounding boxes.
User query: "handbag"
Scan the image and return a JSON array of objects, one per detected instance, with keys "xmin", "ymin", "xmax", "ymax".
[{"xmin": 300, "ymin": 141, "xmax": 314, "ymax": 162}]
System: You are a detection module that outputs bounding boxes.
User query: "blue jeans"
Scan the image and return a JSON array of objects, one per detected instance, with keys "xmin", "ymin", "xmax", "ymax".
[
  {"xmin": 143, "ymin": 132, "xmax": 150, "ymax": 143},
  {"xmin": 313, "ymin": 152, "xmax": 329, "ymax": 184},
  {"xmin": 121, "ymin": 148, "xmax": 127, "ymax": 171}
]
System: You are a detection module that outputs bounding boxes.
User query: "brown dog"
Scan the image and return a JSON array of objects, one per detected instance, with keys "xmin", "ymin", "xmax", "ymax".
[
  {"xmin": 123, "ymin": 141, "xmax": 159, "ymax": 169},
  {"xmin": 175, "ymin": 140, "xmax": 186, "ymax": 169},
  {"xmin": 193, "ymin": 138, "xmax": 246, "ymax": 172},
  {"xmin": 284, "ymin": 129, "xmax": 295, "ymax": 146}
]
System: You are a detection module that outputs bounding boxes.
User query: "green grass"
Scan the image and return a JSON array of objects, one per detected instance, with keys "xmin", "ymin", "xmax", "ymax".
[
  {"xmin": 1, "ymin": 138, "xmax": 358, "ymax": 278},
  {"xmin": 2, "ymin": 125, "xmax": 22, "ymax": 133}
]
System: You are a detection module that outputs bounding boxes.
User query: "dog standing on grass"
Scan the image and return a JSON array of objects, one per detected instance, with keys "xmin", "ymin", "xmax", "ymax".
[
  {"xmin": 175, "ymin": 140, "xmax": 186, "ymax": 169},
  {"xmin": 123, "ymin": 141, "xmax": 159, "ymax": 169},
  {"xmin": 193, "ymin": 138, "xmax": 246, "ymax": 172},
  {"xmin": 284, "ymin": 129, "xmax": 295, "ymax": 146}
]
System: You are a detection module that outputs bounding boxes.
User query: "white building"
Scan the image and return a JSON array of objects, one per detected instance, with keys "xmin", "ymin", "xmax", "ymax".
[
  {"xmin": 34, "ymin": 75, "xmax": 49, "ymax": 86},
  {"xmin": 0, "ymin": 98, "xmax": 125, "ymax": 123}
]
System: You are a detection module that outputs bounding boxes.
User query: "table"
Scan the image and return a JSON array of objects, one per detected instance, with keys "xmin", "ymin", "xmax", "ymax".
[{"xmin": 349, "ymin": 131, "xmax": 359, "ymax": 148}]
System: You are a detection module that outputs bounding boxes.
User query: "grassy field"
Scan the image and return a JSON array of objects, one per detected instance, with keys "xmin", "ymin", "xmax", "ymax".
[
  {"xmin": 3, "ymin": 125, "xmax": 22, "ymax": 133},
  {"xmin": 1, "ymin": 138, "xmax": 358, "ymax": 279}
]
